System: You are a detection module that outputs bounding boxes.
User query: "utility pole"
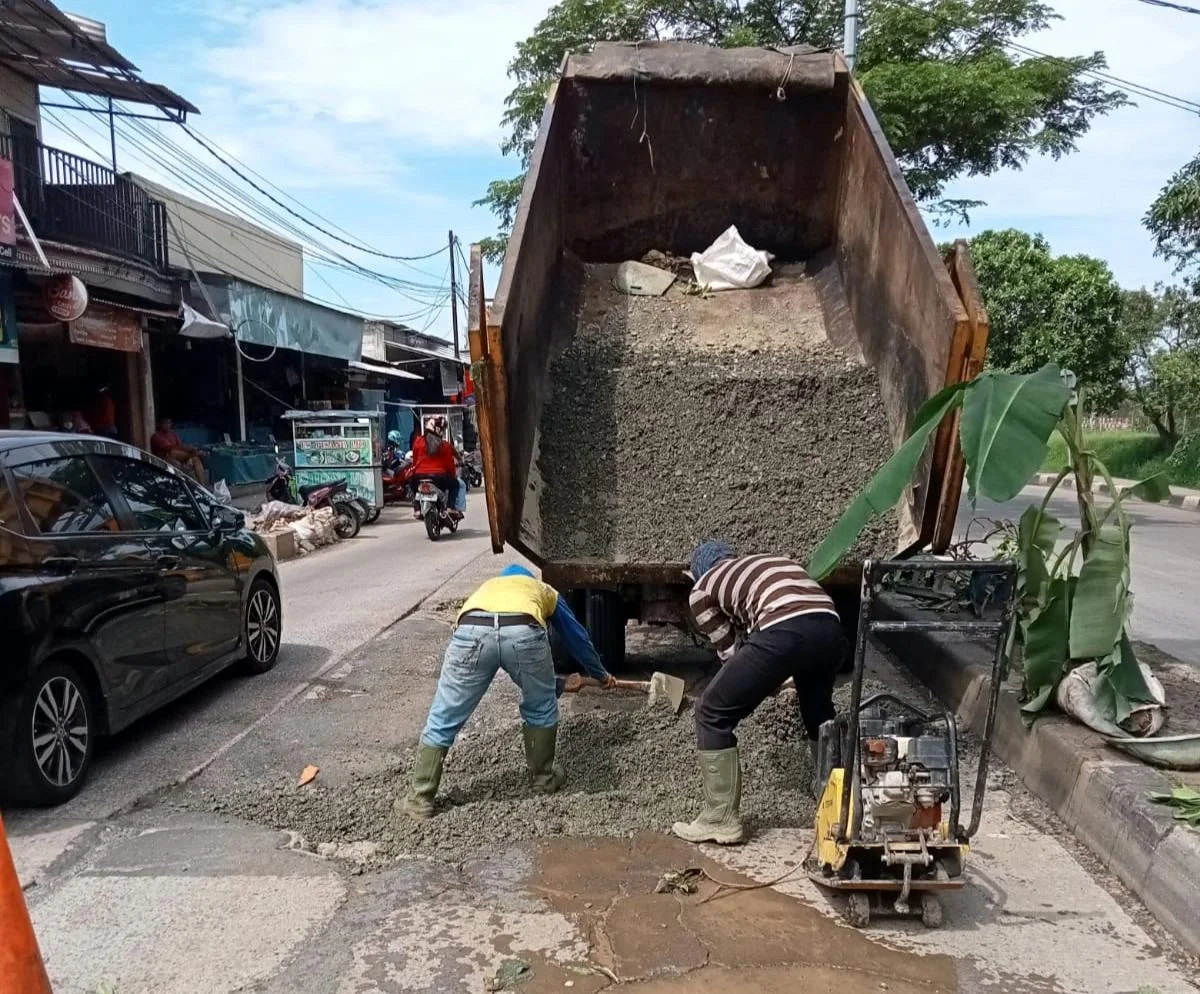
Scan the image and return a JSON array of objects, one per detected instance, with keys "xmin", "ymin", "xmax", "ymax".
[
  {"xmin": 107, "ymin": 98, "xmax": 118, "ymax": 173},
  {"xmin": 844, "ymin": 0, "xmax": 860, "ymax": 72},
  {"xmin": 447, "ymin": 229, "xmax": 461, "ymax": 359}
]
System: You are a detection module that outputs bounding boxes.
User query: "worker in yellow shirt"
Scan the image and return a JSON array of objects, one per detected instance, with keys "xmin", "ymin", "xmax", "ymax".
[{"xmin": 399, "ymin": 564, "xmax": 616, "ymax": 819}]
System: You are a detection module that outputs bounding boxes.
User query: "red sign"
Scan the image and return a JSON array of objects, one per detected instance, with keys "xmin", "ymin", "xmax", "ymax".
[
  {"xmin": 0, "ymin": 159, "xmax": 14, "ymax": 249},
  {"xmin": 69, "ymin": 303, "xmax": 142, "ymax": 353},
  {"xmin": 45, "ymin": 274, "xmax": 89, "ymax": 322}
]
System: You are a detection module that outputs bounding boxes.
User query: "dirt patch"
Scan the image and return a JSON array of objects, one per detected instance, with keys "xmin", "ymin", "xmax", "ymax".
[
  {"xmin": 200, "ymin": 676, "xmax": 890, "ymax": 868},
  {"xmin": 536, "ymin": 261, "xmax": 897, "ymax": 565},
  {"xmin": 1134, "ymin": 641, "xmax": 1200, "ymax": 733}
]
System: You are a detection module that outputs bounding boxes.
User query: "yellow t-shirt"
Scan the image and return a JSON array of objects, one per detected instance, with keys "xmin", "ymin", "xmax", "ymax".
[{"xmin": 457, "ymin": 574, "xmax": 559, "ymax": 627}]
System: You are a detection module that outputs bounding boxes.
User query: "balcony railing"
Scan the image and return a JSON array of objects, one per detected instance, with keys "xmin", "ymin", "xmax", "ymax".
[{"xmin": 0, "ymin": 132, "xmax": 170, "ymax": 271}]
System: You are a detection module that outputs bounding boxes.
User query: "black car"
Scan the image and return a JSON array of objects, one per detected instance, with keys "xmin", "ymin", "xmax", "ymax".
[{"xmin": 0, "ymin": 431, "xmax": 282, "ymax": 806}]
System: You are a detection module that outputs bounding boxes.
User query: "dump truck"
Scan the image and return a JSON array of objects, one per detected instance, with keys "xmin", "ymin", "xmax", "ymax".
[{"xmin": 467, "ymin": 42, "xmax": 989, "ymax": 667}]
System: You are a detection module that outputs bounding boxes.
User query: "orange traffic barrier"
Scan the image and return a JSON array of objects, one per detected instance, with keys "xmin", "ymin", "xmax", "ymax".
[{"xmin": 0, "ymin": 814, "xmax": 52, "ymax": 994}]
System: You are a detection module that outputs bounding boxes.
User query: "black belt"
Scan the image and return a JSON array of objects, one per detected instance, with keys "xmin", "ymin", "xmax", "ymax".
[{"xmin": 458, "ymin": 611, "xmax": 541, "ymax": 628}]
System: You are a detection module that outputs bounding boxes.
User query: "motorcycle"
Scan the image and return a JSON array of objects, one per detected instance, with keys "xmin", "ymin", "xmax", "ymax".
[
  {"xmin": 266, "ymin": 456, "xmax": 363, "ymax": 539},
  {"xmin": 382, "ymin": 451, "xmax": 416, "ymax": 505},
  {"xmin": 461, "ymin": 453, "xmax": 483, "ymax": 490},
  {"xmin": 415, "ymin": 477, "xmax": 461, "ymax": 541}
]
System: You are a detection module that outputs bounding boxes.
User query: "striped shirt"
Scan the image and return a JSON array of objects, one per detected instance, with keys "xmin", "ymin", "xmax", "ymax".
[{"xmin": 689, "ymin": 555, "xmax": 838, "ymax": 660}]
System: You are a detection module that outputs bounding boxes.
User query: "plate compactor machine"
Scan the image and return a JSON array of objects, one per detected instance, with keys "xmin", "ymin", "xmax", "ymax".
[{"xmin": 806, "ymin": 560, "xmax": 1017, "ymax": 929}]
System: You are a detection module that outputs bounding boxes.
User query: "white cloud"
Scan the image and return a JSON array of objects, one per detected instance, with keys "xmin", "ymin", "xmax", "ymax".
[
  {"xmin": 204, "ymin": 0, "xmax": 550, "ymax": 150},
  {"xmin": 940, "ymin": 0, "xmax": 1200, "ymax": 287}
]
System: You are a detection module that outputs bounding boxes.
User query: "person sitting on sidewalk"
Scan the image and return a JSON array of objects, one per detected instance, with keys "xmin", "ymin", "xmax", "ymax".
[
  {"xmin": 150, "ymin": 417, "xmax": 208, "ymax": 485},
  {"xmin": 398, "ymin": 564, "xmax": 616, "ymax": 820}
]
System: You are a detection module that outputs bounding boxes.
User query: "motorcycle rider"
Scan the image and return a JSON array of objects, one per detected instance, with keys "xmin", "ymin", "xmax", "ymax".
[
  {"xmin": 410, "ymin": 415, "xmax": 462, "ymax": 517},
  {"xmin": 384, "ymin": 429, "xmax": 407, "ymax": 472},
  {"xmin": 399, "ymin": 564, "xmax": 617, "ymax": 819}
]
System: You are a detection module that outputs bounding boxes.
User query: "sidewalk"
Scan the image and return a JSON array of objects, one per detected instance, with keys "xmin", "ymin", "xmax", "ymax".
[
  {"xmin": 1031, "ymin": 472, "xmax": 1200, "ymax": 511},
  {"xmin": 877, "ymin": 595, "xmax": 1200, "ymax": 960}
]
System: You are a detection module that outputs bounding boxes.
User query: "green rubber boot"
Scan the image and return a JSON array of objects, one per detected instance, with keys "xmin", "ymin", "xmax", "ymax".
[
  {"xmin": 397, "ymin": 743, "xmax": 447, "ymax": 820},
  {"xmin": 671, "ymin": 747, "xmax": 744, "ymax": 845},
  {"xmin": 522, "ymin": 724, "xmax": 566, "ymax": 794}
]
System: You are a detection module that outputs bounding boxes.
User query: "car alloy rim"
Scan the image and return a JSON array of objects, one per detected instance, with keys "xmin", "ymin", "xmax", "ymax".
[
  {"xmin": 32, "ymin": 676, "xmax": 88, "ymax": 787},
  {"xmin": 247, "ymin": 588, "xmax": 280, "ymax": 663}
]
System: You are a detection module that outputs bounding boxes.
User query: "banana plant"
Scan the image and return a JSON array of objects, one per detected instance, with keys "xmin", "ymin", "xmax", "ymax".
[{"xmin": 809, "ymin": 362, "xmax": 1168, "ymax": 725}]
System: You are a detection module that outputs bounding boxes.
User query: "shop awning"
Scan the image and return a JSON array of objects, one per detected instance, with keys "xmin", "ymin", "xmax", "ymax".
[
  {"xmin": 349, "ymin": 359, "xmax": 421, "ymax": 380},
  {"xmin": 199, "ymin": 276, "xmax": 364, "ymax": 362}
]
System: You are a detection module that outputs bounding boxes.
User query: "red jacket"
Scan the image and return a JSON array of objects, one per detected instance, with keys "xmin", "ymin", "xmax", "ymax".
[{"xmin": 411, "ymin": 434, "xmax": 457, "ymax": 477}]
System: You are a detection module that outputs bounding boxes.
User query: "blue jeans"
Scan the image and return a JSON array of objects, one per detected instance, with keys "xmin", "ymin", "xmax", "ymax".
[{"xmin": 420, "ymin": 622, "xmax": 558, "ymax": 748}]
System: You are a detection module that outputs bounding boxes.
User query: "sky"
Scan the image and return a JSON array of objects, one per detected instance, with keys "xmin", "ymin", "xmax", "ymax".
[{"xmin": 37, "ymin": 0, "xmax": 1200, "ymax": 342}]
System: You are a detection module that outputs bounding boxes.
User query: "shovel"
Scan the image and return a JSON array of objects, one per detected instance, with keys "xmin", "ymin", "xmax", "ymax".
[{"xmin": 561, "ymin": 672, "xmax": 687, "ymax": 714}]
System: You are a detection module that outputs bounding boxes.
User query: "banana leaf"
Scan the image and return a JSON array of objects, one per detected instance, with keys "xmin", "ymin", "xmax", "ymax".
[
  {"xmin": 1021, "ymin": 577, "xmax": 1070, "ymax": 709},
  {"xmin": 960, "ymin": 365, "xmax": 1070, "ymax": 504},
  {"xmin": 1068, "ymin": 524, "xmax": 1129, "ymax": 660},
  {"xmin": 1120, "ymin": 472, "xmax": 1171, "ymax": 503},
  {"xmin": 1102, "ymin": 633, "xmax": 1156, "ymax": 714},
  {"xmin": 808, "ymin": 383, "xmax": 966, "ymax": 579},
  {"xmin": 1017, "ymin": 504, "xmax": 1062, "ymax": 608}
]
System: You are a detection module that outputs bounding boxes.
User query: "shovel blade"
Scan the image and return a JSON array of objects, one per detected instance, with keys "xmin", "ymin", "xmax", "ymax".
[{"xmin": 648, "ymin": 672, "xmax": 686, "ymax": 713}]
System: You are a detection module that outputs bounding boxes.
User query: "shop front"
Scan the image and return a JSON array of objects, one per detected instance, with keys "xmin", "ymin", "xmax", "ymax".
[{"xmin": 8, "ymin": 273, "xmax": 153, "ymax": 449}]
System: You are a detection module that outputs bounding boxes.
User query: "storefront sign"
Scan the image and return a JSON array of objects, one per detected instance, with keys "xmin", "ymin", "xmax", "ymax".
[
  {"xmin": 294, "ymin": 435, "xmax": 373, "ymax": 469},
  {"xmin": 45, "ymin": 274, "xmax": 88, "ymax": 322},
  {"xmin": 69, "ymin": 302, "xmax": 142, "ymax": 352},
  {"xmin": 0, "ymin": 160, "xmax": 15, "ymax": 261}
]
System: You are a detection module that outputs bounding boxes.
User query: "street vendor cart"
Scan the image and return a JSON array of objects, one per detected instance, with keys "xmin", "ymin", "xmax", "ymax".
[{"xmin": 283, "ymin": 410, "xmax": 384, "ymax": 514}]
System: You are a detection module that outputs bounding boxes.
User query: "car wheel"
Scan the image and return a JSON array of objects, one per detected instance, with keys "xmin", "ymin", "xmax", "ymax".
[
  {"xmin": 240, "ymin": 579, "xmax": 282, "ymax": 675},
  {"xmin": 6, "ymin": 658, "xmax": 97, "ymax": 806}
]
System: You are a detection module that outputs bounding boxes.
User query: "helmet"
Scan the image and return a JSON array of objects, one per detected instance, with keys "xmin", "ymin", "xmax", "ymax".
[
  {"xmin": 425, "ymin": 415, "xmax": 446, "ymax": 437},
  {"xmin": 387, "ymin": 430, "xmax": 402, "ymax": 445}
]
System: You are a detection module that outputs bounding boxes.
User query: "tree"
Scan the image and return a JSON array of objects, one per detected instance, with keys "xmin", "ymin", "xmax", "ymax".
[
  {"xmin": 477, "ymin": 0, "xmax": 1126, "ymax": 260},
  {"xmin": 968, "ymin": 229, "xmax": 1128, "ymax": 410},
  {"xmin": 1122, "ymin": 286, "xmax": 1200, "ymax": 445},
  {"xmin": 1144, "ymin": 151, "xmax": 1200, "ymax": 280}
]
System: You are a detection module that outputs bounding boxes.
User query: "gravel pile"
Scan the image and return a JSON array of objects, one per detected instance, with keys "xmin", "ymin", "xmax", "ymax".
[
  {"xmin": 537, "ymin": 261, "xmax": 898, "ymax": 565},
  {"xmin": 201, "ymin": 680, "xmax": 887, "ymax": 868}
]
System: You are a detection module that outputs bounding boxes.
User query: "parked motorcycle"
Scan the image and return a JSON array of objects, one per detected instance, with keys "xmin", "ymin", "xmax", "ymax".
[
  {"xmin": 266, "ymin": 456, "xmax": 362, "ymax": 539},
  {"xmin": 382, "ymin": 452, "xmax": 416, "ymax": 505},
  {"xmin": 415, "ymin": 477, "xmax": 460, "ymax": 541},
  {"xmin": 462, "ymin": 453, "xmax": 482, "ymax": 490}
]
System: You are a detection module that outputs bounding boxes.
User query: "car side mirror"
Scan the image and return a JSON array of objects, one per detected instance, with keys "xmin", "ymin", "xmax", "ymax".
[{"xmin": 211, "ymin": 505, "xmax": 245, "ymax": 533}]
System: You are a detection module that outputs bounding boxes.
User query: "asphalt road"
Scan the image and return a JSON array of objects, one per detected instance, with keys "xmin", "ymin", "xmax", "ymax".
[
  {"xmin": 957, "ymin": 485, "xmax": 1200, "ymax": 667},
  {"xmin": 4, "ymin": 500, "xmax": 495, "ymax": 832}
]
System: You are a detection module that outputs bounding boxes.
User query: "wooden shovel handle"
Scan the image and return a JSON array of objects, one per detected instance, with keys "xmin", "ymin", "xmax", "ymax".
[{"xmin": 562, "ymin": 674, "xmax": 649, "ymax": 693}]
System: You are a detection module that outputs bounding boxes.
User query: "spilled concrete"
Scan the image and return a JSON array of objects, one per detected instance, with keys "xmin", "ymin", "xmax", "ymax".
[{"xmin": 537, "ymin": 262, "xmax": 898, "ymax": 564}]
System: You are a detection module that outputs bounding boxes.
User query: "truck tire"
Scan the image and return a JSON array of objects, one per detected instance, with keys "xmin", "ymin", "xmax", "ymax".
[{"xmin": 584, "ymin": 589, "xmax": 625, "ymax": 671}]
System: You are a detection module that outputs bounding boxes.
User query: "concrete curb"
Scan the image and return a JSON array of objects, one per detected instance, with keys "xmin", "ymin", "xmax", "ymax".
[
  {"xmin": 876, "ymin": 595, "xmax": 1200, "ymax": 959},
  {"xmin": 1031, "ymin": 472, "xmax": 1200, "ymax": 512}
]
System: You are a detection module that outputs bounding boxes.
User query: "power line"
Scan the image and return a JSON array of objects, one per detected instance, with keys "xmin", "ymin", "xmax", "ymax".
[
  {"xmin": 883, "ymin": 0, "xmax": 1200, "ymax": 116},
  {"xmin": 1134, "ymin": 0, "xmax": 1200, "ymax": 14},
  {"xmin": 0, "ymin": 6, "xmax": 448, "ymax": 266}
]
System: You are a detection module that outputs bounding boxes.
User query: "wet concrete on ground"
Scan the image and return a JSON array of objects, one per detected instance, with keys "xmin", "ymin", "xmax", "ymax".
[{"xmin": 12, "ymin": 546, "xmax": 1200, "ymax": 994}]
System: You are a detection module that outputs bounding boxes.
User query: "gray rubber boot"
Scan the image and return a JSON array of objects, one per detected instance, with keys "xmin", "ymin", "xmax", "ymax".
[
  {"xmin": 671, "ymin": 747, "xmax": 744, "ymax": 845},
  {"xmin": 397, "ymin": 743, "xmax": 447, "ymax": 820},
  {"xmin": 523, "ymin": 724, "xmax": 566, "ymax": 794}
]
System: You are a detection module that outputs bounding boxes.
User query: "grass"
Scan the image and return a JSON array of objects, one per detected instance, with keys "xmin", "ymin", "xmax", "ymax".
[{"xmin": 1040, "ymin": 430, "xmax": 1200, "ymax": 489}]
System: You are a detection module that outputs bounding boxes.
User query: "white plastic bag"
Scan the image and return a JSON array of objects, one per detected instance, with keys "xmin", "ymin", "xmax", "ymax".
[
  {"xmin": 212, "ymin": 479, "xmax": 232, "ymax": 505},
  {"xmin": 690, "ymin": 225, "xmax": 774, "ymax": 291}
]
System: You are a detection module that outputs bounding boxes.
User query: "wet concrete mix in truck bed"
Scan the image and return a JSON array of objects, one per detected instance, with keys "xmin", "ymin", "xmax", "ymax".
[
  {"xmin": 536, "ymin": 261, "xmax": 898, "ymax": 565},
  {"xmin": 199, "ymin": 678, "xmax": 888, "ymax": 868}
]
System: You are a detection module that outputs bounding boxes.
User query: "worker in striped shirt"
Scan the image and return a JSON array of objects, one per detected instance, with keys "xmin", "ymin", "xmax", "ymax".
[{"xmin": 673, "ymin": 540, "xmax": 846, "ymax": 846}]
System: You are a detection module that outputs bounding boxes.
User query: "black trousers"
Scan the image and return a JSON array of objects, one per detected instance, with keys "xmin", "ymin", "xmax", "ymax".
[
  {"xmin": 695, "ymin": 613, "xmax": 846, "ymax": 751},
  {"xmin": 421, "ymin": 473, "xmax": 460, "ymax": 508}
]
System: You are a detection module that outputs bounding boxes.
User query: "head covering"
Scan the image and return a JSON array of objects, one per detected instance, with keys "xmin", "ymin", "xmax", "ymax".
[
  {"xmin": 387, "ymin": 430, "xmax": 402, "ymax": 445},
  {"xmin": 501, "ymin": 564, "xmax": 535, "ymax": 579},
  {"xmin": 691, "ymin": 540, "xmax": 735, "ymax": 581}
]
